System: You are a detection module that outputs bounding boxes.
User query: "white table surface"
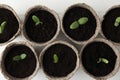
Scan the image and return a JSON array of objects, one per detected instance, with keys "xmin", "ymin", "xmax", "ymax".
[{"xmin": 0, "ymin": 0, "xmax": 120, "ymax": 80}]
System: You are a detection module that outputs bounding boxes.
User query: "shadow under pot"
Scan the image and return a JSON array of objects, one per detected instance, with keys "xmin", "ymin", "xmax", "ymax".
[
  {"xmin": 1, "ymin": 42, "xmax": 39, "ymax": 80},
  {"xmin": 23, "ymin": 5, "xmax": 60, "ymax": 46},
  {"xmin": 0, "ymin": 4, "xmax": 21, "ymax": 45},
  {"xmin": 81, "ymin": 39, "xmax": 120, "ymax": 80},
  {"xmin": 102, "ymin": 5, "xmax": 120, "ymax": 45},
  {"xmin": 40, "ymin": 41, "xmax": 79, "ymax": 80},
  {"xmin": 62, "ymin": 3, "xmax": 100, "ymax": 45}
]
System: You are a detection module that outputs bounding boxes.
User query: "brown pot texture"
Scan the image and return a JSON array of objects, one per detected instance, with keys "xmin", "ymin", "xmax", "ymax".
[
  {"xmin": 22, "ymin": 5, "xmax": 60, "ymax": 46},
  {"xmin": 0, "ymin": 4, "xmax": 21, "ymax": 45},
  {"xmin": 80, "ymin": 38, "xmax": 120, "ymax": 80},
  {"xmin": 61, "ymin": 3, "xmax": 100, "ymax": 45},
  {"xmin": 39, "ymin": 41, "xmax": 79, "ymax": 80},
  {"xmin": 1, "ymin": 42, "xmax": 39, "ymax": 80}
]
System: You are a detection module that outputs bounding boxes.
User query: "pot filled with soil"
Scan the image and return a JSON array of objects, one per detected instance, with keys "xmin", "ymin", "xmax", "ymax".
[
  {"xmin": 62, "ymin": 3, "xmax": 100, "ymax": 45},
  {"xmin": 1, "ymin": 42, "xmax": 39, "ymax": 80},
  {"xmin": 39, "ymin": 41, "xmax": 79, "ymax": 80},
  {"xmin": 0, "ymin": 4, "xmax": 21, "ymax": 45},
  {"xmin": 102, "ymin": 5, "xmax": 120, "ymax": 45},
  {"xmin": 23, "ymin": 5, "xmax": 60, "ymax": 46},
  {"xmin": 80, "ymin": 38, "xmax": 120, "ymax": 80}
]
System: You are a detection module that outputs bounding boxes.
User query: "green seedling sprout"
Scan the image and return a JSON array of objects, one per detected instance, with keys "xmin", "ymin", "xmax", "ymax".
[
  {"xmin": 97, "ymin": 58, "xmax": 109, "ymax": 64},
  {"xmin": 32, "ymin": 15, "xmax": 43, "ymax": 26},
  {"xmin": 70, "ymin": 17, "xmax": 88, "ymax": 30},
  {"xmin": 114, "ymin": 17, "xmax": 120, "ymax": 27},
  {"xmin": 0, "ymin": 21, "xmax": 7, "ymax": 34},
  {"xmin": 53, "ymin": 54, "xmax": 59, "ymax": 63},
  {"xmin": 13, "ymin": 53, "xmax": 27, "ymax": 61}
]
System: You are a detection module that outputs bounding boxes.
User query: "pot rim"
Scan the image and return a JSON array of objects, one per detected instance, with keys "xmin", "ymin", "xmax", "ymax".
[
  {"xmin": 0, "ymin": 41, "xmax": 39, "ymax": 80},
  {"xmin": 61, "ymin": 3, "xmax": 101, "ymax": 45},
  {"xmin": 80, "ymin": 38, "xmax": 120, "ymax": 80},
  {"xmin": 22, "ymin": 5, "xmax": 60, "ymax": 47},
  {"xmin": 101, "ymin": 5, "xmax": 120, "ymax": 46},
  {"xmin": 0, "ymin": 4, "xmax": 21, "ymax": 46},
  {"xmin": 39, "ymin": 41, "xmax": 79, "ymax": 80}
]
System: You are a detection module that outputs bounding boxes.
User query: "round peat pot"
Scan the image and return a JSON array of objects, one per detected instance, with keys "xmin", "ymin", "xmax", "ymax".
[
  {"xmin": 1, "ymin": 42, "xmax": 39, "ymax": 80},
  {"xmin": 23, "ymin": 5, "xmax": 60, "ymax": 46},
  {"xmin": 62, "ymin": 3, "xmax": 100, "ymax": 45},
  {"xmin": 102, "ymin": 5, "xmax": 120, "ymax": 45},
  {"xmin": 80, "ymin": 39, "xmax": 120, "ymax": 80},
  {"xmin": 0, "ymin": 4, "xmax": 21, "ymax": 45},
  {"xmin": 40, "ymin": 41, "xmax": 79, "ymax": 80}
]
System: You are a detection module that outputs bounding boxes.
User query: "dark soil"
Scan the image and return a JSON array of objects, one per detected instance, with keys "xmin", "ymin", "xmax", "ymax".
[
  {"xmin": 102, "ymin": 8, "xmax": 120, "ymax": 43},
  {"xmin": 4, "ymin": 45, "xmax": 37, "ymax": 78},
  {"xmin": 42, "ymin": 43, "xmax": 77, "ymax": 77},
  {"xmin": 82, "ymin": 42, "xmax": 117, "ymax": 77},
  {"xmin": 25, "ymin": 10, "xmax": 57, "ymax": 43},
  {"xmin": 0, "ymin": 8, "xmax": 19, "ymax": 43},
  {"xmin": 63, "ymin": 6, "xmax": 96, "ymax": 41}
]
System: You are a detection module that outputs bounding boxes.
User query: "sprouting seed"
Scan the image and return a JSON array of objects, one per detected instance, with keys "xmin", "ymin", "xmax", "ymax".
[
  {"xmin": 53, "ymin": 54, "xmax": 59, "ymax": 63},
  {"xmin": 114, "ymin": 17, "xmax": 120, "ymax": 27},
  {"xmin": 32, "ymin": 15, "xmax": 43, "ymax": 26},
  {"xmin": 70, "ymin": 17, "xmax": 88, "ymax": 30},
  {"xmin": 0, "ymin": 21, "xmax": 7, "ymax": 34},
  {"xmin": 13, "ymin": 53, "xmax": 27, "ymax": 61},
  {"xmin": 97, "ymin": 58, "xmax": 109, "ymax": 64}
]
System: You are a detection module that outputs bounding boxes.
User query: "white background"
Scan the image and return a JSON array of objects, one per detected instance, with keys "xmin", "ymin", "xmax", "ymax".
[{"xmin": 0, "ymin": 0, "xmax": 120, "ymax": 80}]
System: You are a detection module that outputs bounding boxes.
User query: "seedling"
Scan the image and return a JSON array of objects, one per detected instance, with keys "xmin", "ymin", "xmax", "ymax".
[
  {"xmin": 53, "ymin": 54, "xmax": 59, "ymax": 63},
  {"xmin": 114, "ymin": 16, "xmax": 120, "ymax": 27},
  {"xmin": 13, "ymin": 53, "xmax": 27, "ymax": 61},
  {"xmin": 0, "ymin": 21, "xmax": 7, "ymax": 34},
  {"xmin": 70, "ymin": 17, "xmax": 88, "ymax": 29},
  {"xmin": 32, "ymin": 15, "xmax": 43, "ymax": 26},
  {"xmin": 97, "ymin": 58, "xmax": 109, "ymax": 64}
]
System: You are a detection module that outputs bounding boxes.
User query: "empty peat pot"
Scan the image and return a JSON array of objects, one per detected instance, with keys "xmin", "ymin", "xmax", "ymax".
[
  {"xmin": 1, "ymin": 42, "xmax": 39, "ymax": 80},
  {"xmin": 23, "ymin": 5, "xmax": 60, "ymax": 46},
  {"xmin": 62, "ymin": 3, "xmax": 100, "ymax": 44},
  {"xmin": 40, "ymin": 41, "xmax": 79, "ymax": 80},
  {"xmin": 102, "ymin": 5, "xmax": 120, "ymax": 45},
  {"xmin": 0, "ymin": 4, "xmax": 21, "ymax": 45},
  {"xmin": 81, "ymin": 39, "xmax": 120, "ymax": 80}
]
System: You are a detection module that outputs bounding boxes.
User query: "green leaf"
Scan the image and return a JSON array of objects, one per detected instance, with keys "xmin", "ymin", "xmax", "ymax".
[
  {"xmin": 53, "ymin": 54, "xmax": 59, "ymax": 63},
  {"xmin": 101, "ymin": 58, "xmax": 109, "ymax": 64},
  {"xmin": 97, "ymin": 58, "xmax": 109, "ymax": 64},
  {"xmin": 114, "ymin": 17, "xmax": 120, "ymax": 27},
  {"xmin": 13, "ymin": 53, "xmax": 27, "ymax": 61},
  {"xmin": 32, "ymin": 15, "xmax": 42, "ymax": 26},
  {"xmin": 20, "ymin": 54, "xmax": 27, "ymax": 59},
  {"xmin": 0, "ymin": 21, "xmax": 7, "ymax": 34},
  {"xmin": 114, "ymin": 22, "xmax": 119, "ymax": 27},
  {"xmin": 70, "ymin": 21, "xmax": 79, "ymax": 29},
  {"xmin": 13, "ymin": 55, "xmax": 21, "ymax": 61},
  {"xmin": 78, "ymin": 17, "xmax": 88, "ymax": 25}
]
